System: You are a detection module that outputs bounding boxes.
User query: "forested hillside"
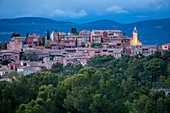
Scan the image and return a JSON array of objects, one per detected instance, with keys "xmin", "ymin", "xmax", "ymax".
[{"xmin": 0, "ymin": 51, "xmax": 170, "ymax": 113}]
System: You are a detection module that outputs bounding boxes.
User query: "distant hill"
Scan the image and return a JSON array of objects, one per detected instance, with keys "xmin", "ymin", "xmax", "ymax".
[{"xmin": 0, "ymin": 17, "xmax": 170, "ymax": 45}]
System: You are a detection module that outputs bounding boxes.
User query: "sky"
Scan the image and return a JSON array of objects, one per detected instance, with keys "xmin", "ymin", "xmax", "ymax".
[{"xmin": 0, "ymin": 0, "xmax": 170, "ymax": 23}]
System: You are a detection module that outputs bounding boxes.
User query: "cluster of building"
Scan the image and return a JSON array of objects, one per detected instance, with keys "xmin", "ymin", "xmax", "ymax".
[{"xmin": 0, "ymin": 27, "xmax": 169, "ymax": 76}]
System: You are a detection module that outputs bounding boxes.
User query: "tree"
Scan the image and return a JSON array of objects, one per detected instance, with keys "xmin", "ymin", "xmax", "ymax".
[
  {"xmin": 38, "ymin": 41, "xmax": 42, "ymax": 46},
  {"xmin": 74, "ymin": 63, "xmax": 83, "ymax": 74},
  {"xmin": 6, "ymin": 71, "xmax": 20, "ymax": 79},
  {"xmin": 20, "ymin": 52, "xmax": 26, "ymax": 60},
  {"xmin": 144, "ymin": 58, "xmax": 167, "ymax": 83},
  {"xmin": 75, "ymin": 38, "xmax": 78, "ymax": 47},
  {"xmin": 81, "ymin": 42, "xmax": 85, "ymax": 47},
  {"xmin": 1, "ymin": 59, "xmax": 10, "ymax": 65},
  {"xmin": 71, "ymin": 28, "xmax": 78, "ymax": 35},
  {"xmin": 11, "ymin": 33, "xmax": 21, "ymax": 39},
  {"xmin": 124, "ymin": 100, "xmax": 135, "ymax": 113},
  {"xmin": 46, "ymin": 30, "xmax": 50, "ymax": 40},
  {"xmin": 91, "ymin": 40, "xmax": 95, "ymax": 47},
  {"xmin": 89, "ymin": 94, "xmax": 113, "ymax": 113},
  {"xmin": 90, "ymin": 42, "xmax": 102, "ymax": 48},
  {"xmin": 25, "ymin": 32, "xmax": 29, "ymax": 44},
  {"xmin": 107, "ymin": 58, "xmax": 128, "ymax": 78},
  {"xmin": 45, "ymin": 40, "xmax": 51, "ymax": 48},
  {"xmin": 63, "ymin": 63, "xmax": 74, "ymax": 75},
  {"xmin": 134, "ymin": 94, "xmax": 156, "ymax": 113},
  {"xmin": 123, "ymin": 32, "xmax": 126, "ymax": 36},
  {"xmin": 87, "ymin": 55, "xmax": 115, "ymax": 68},
  {"xmin": 17, "ymin": 85, "xmax": 56, "ymax": 113},
  {"xmin": 135, "ymin": 53, "xmax": 145, "ymax": 59},
  {"xmin": 62, "ymin": 67, "xmax": 126, "ymax": 113},
  {"xmin": 0, "ymin": 42, "xmax": 7, "ymax": 50},
  {"xmin": 162, "ymin": 51, "xmax": 170, "ymax": 63},
  {"xmin": 165, "ymin": 95, "xmax": 170, "ymax": 113},
  {"xmin": 157, "ymin": 97, "xmax": 166, "ymax": 113},
  {"xmin": 51, "ymin": 62, "xmax": 63, "ymax": 74},
  {"xmin": 125, "ymin": 59, "xmax": 144, "ymax": 81},
  {"xmin": 167, "ymin": 64, "xmax": 170, "ymax": 75},
  {"xmin": 0, "ymin": 99, "xmax": 12, "ymax": 113},
  {"xmin": 42, "ymin": 37, "xmax": 45, "ymax": 46},
  {"xmin": 1, "ymin": 53, "xmax": 170, "ymax": 113}
]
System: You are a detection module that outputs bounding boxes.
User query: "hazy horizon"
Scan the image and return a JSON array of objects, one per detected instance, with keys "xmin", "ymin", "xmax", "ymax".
[{"xmin": 0, "ymin": 16, "xmax": 170, "ymax": 24}]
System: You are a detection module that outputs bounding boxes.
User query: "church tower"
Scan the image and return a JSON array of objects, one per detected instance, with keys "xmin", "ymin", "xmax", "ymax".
[
  {"xmin": 133, "ymin": 26, "xmax": 138, "ymax": 45},
  {"xmin": 131, "ymin": 26, "xmax": 142, "ymax": 46}
]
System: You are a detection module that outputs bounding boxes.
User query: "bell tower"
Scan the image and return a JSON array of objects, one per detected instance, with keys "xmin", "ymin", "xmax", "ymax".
[
  {"xmin": 131, "ymin": 26, "xmax": 142, "ymax": 46},
  {"xmin": 133, "ymin": 26, "xmax": 138, "ymax": 45}
]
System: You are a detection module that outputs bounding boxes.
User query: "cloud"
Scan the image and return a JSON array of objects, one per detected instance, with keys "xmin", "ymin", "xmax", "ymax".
[
  {"xmin": 51, "ymin": 9, "xmax": 67, "ymax": 17},
  {"xmin": 106, "ymin": 6, "xmax": 128, "ymax": 14},
  {"xmin": 70, "ymin": 10, "xmax": 87, "ymax": 18},
  {"xmin": 0, "ymin": 0, "xmax": 169, "ymax": 23},
  {"xmin": 136, "ymin": 15, "xmax": 148, "ymax": 18},
  {"xmin": 146, "ymin": 0, "xmax": 163, "ymax": 10},
  {"xmin": 51, "ymin": 9, "xmax": 87, "ymax": 18}
]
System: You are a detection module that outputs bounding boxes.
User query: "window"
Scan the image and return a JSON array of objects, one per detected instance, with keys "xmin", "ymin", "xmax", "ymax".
[
  {"xmin": 117, "ymin": 43, "xmax": 121, "ymax": 46},
  {"xmin": 151, "ymin": 50, "xmax": 154, "ymax": 53}
]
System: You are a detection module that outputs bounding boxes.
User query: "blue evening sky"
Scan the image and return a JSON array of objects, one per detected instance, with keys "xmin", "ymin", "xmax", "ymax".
[{"xmin": 0, "ymin": 0, "xmax": 170, "ymax": 23}]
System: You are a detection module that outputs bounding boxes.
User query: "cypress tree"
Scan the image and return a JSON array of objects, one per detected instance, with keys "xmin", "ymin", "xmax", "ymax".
[{"xmin": 47, "ymin": 30, "xmax": 50, "ymax": 40}]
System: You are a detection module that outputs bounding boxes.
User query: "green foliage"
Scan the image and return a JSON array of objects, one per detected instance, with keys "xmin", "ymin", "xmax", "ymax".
[
  {"xmin": 0, "ymin": 54, "xmax": 170, "ymax": 113},
  {"xmin": 51, "ymin": 62, "xmax": 63, "ymax": 74},
  {"xmin": 42, "ymin": 37, "xmax": 45, "ymax": 46},
  {"xmin": 91, "ymin": 43, "xmax": 102, "ymax": 48},
  {"xmin": 95, "ymin": 43, "xmax": 102, "ymax": 47},
  {"xmin": 1, "ymin": 59, "xmax": 10, "ymax": 65},
  {"xmin": 0, "ymin": 42, "xmax": 8, "ymax": 50},
  {"xmin": 24, "ymin": 32, "xmax": 29, "ymax": 44},
  {"xmin": 124, "ymin": 100, "xmax": 135, "ymax": 113},
  {"xmin": 75, "ymin": 38, "xmax": 78, "ymax": 47},
  {"xmin": 11, "ymin": 32, "xmax": 21, "ymax": 38},
  {"xmin": 63, "ymin": 63, "xmax": 74, "ymax": 75},
  {"xmin": 71, "ymin": 28, "xmax": 78, "ymax": 35},
  {"xmin": 6, "ymin": 70, "xmax": 20, "ymax": 79},
  {"xmin": 144, "ymin": 58, "xmax": 167, "ymax": 83},
  {"xmin": 91, "ymin": 41, "xmax": 95, "ymax": 47},
  {"xmin": 45, "ymin": 40, "xmax": 51, "ymax": 48},
  {"xmin": 87, "ymin": 55, "xmax": 115, "ymax": 68},
  {"xmin": 46, "ymin": 30, "xmax": 50, "ymax": 40},
  {"xmin": 0, "ymin": 72, "xmax": 59, "ymax": 113},
  {"xmin": 134, "ymin": 94, "xmax": 157, "ymax": 113},
  {"xmin": 63, "ymin": 68, "xmax": 118, "ymax": 113},
  {"xmin": 51, "ymin": 62, "xmax": 83, "ymax": 76},
  {"xmin": 20, "ymin": 52, "xmax": 26, "ymax": 60},
  {"xmin": 74, "ymin": 63, "xmax": 83, "ymax": 74},
  {"xmin": 162, "ymin": 51, "xmax": 170, "ymax": 63},
  {"xmin": 168, "ymin": 63, "xmax": 170, "ymax": 75}
]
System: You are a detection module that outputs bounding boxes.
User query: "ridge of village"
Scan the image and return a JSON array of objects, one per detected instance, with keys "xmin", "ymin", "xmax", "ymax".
[{"xmin": 0, "ymin": 27, "xmax": 169, "ymax": 78}]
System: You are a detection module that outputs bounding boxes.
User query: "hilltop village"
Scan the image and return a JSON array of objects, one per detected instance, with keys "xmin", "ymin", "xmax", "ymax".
[{"xmin": 0, "ymin": 27, "xmax": 169, "ymax": 76}]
